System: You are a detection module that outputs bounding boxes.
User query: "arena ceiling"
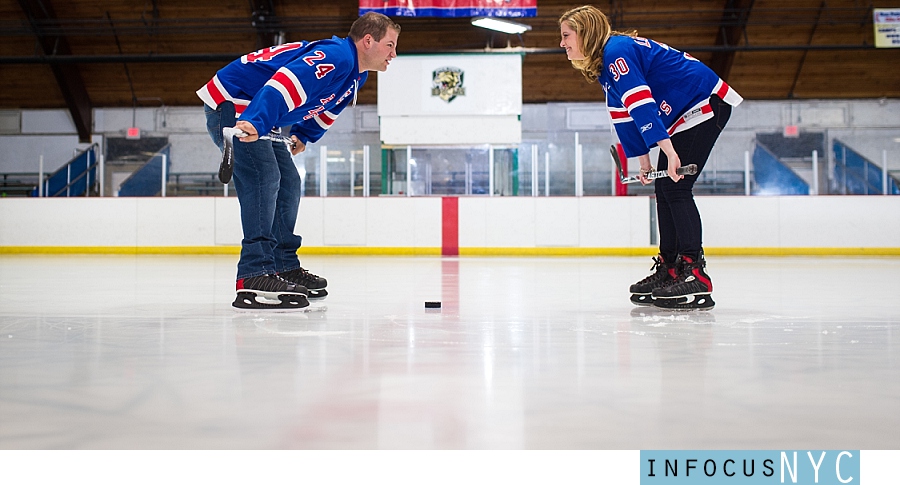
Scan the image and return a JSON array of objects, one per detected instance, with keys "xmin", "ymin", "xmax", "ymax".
[{"xmin": 2, "ymin": 0, "xmax": 899, "ymax": 142}]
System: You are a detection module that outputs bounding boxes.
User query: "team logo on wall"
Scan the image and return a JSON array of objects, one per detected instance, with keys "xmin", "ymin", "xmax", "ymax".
[{"xmin": 431, "ymin": 67, "xmax": 466, "ymax": 102}]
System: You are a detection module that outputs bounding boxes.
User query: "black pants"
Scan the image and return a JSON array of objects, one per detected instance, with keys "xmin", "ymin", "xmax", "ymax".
[{"xmin": 655, "ymin": 95, "xmax": 731, "ymax": 262}]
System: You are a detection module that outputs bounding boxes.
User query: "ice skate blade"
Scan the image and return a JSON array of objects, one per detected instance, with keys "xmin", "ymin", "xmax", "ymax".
[
  {"xmin": 307, "ymin": 289, "xmax": 328, "ymax": 300},
  {"xmin": 652, "ymin": 293, "xmax": 715, "ymax": 311},
  {"xmin": 232, "ymin": 291, "xmax": 309, "ymax": 312},
  {"xmin": 232, "ymin": 306, "xmax": 312, "ymax": 314},
  {"xmin": 630, "ymin": 306, "xmax": 717, "ymax": 323},
  {"xmin": 630, "ymin": 293, "xmax": 654, "ymax": 306}
]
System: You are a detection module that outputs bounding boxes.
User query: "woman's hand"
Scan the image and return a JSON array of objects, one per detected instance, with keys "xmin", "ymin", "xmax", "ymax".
[
  {"xmin": 637, "ymin": 154, "xmax": 653, "ymax": 185},
  {"xmin": 658, "ymin": 138, "xmax": 683, "ymax": 182}
]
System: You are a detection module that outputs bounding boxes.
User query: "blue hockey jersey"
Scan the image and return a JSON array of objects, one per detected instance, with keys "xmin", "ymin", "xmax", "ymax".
[
  {"xmin": 599, "ymin": 35, "xmax": 743, "ymax": 158},
  {"xmin": 197, "ymin": 36, "xmax": 366, "ymax": 145}
]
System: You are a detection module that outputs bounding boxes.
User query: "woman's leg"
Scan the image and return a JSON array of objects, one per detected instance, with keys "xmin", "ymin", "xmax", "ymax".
[{"xmin": 655, "ymin": 96, "xmax": 732, "ymax": 260}]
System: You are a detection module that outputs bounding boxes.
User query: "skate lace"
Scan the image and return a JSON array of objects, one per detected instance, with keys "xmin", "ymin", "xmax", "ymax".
[
  {"xmin": 636, "ymin": 257, "xmax": 668, "ymax": 285},
  {"xmin": 249, "ymin": 274, "xmax": 294, "ymax": 292},
  {"xmin": 285, "ymin": 267, "xmax": 320, "ymax": 286}
]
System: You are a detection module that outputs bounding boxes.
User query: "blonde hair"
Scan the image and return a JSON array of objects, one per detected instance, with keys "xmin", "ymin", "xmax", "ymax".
[{"xmin": 559, "ymin": 5, "xmax": 636, "ymax": 83}]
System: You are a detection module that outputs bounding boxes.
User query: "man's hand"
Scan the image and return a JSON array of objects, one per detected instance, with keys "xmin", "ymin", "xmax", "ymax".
[
  {"xmin": 290, "ymin": 136, "xmax": 306, "ymax": 156},
  {"xmin": 234, "ymin": 121, "xmax": 259, "ymax": 142}
]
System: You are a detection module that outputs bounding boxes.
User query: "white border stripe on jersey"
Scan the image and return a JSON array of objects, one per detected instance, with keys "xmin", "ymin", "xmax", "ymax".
[
  {"xmin": 621, "ymin": 86, "xmax": 655, "ymax": 112},
  {"xmin": 607, "ymin": 106, "xmax": 633, "ymax": 124},
  {"xmin": 627, "ymin": 97, "xmax": 655, "ymax": 111},
  {"xmin": 265, "ymin": 67, "xmax": 308, "ymax": 110},
  {"xmin": 264, "ymin": 80, "xmax": 295, "ymax": 110},
  {"xmin": 714, "ymin": 79, "xmax": 744, "ymax": 106},
  {"xmin": 278, "ymin": 68, "xmax": 308, "ymax": 106},
  {"xmin": 313, "ymin": 116, "xmax": 330, "ymax": 130},
  {"xmin": 211, "ymin": 76, "xmax": 232, "ymax": 102},
  {"xmin": 314, "ymin": 110, "xmax": 339, "ymax": 130}
]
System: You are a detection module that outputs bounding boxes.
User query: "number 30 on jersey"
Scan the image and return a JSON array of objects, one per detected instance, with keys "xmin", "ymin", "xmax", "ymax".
[{"xmin": 608, "ymin": 57, "xmax": 630, "ymax": 82}]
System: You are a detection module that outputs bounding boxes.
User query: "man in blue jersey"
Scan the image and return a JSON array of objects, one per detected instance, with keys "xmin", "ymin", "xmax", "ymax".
[
  {"xmin": 560, "ymin": 6, "xmax": 742, "ymax": 310},
  {"xmin": 199, "ymin": 12, "xmax": 401, "ymax": 311}
]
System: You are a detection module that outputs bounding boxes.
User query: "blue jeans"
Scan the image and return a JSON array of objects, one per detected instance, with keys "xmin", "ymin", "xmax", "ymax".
[{"xmin": 205, "ymin": 102, "xmax": 303, "ymax": 280}]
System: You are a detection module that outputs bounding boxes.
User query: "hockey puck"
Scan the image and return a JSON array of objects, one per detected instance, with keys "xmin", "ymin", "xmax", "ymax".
[{"xmin": 425, "ymin": 301, "xmax": 441, "ymax": 309}]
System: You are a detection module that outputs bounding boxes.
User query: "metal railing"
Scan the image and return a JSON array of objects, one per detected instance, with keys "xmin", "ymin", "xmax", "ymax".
[
  {"xmin": 117, "ymin": 145, "xmax": 171, "ymax": 197},
  {"xmin": 833, "ymin": 140, "xmax": 899, "ymax": 195},
  {"xmin": 32, "ymin": 144, "xmax": 100, "ymax": 197},
  {"xmin": 751, "ymin": 143, "xmax": 810, "ymax": 195},
  {"xmin": 4, "ymin": 138, "xmax": 894, "ymax": 199}
]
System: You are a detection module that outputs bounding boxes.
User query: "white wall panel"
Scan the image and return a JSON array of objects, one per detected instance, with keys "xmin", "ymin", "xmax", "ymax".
[
  {"xmin": 580, "ymin": 197, "xmax": 650, "ymax": 247},
  {"xmin": 213, "ymin": 197, "xmax": 241, "ymax": 246},
  {"xmin": 378, "ymin": 54, "xmax": 522, "ymax": 117},
  {"xmin": 458, "ymin": 198, "xmax": 488, "ymax": 248},
  {"xmin": 411, "ymin": 197, "xmax": 442, "ymax": 248},
  {"xmin": 365, "ymin": 197, "xmax": 441, "ymax": 248},
  {"xmin": 535, "ymin": 198, "xmax": 579, "ymax": 247},
  {"xmin": 378, "ymin": 53, "xmax": 522, "ymax": 145},
  {"xmin": 295, "ymin": 197, "xmax": 324, "ymax": 247},
  {"xmin": 136, "ymin": 198, "xmax": 216, "ymax": 246},
  {"xmin": 0, "ymin": 198, "xmax": 137, "ymax": 246},
  {"xmin": 698, "ymin": 197, "xmax": 781, "ymax": 247},
  {"xmin": 323, "ymin": 198, "xmax": 367, "ymax": 245},
  {"xmin": 484, "ymin": 198, "xmax": 535, "ymax": 247},
  {"xmin": 778, "ymin": 196, "xmax": 900, "ymax": 247},
  {"xmin": 2, "ymin": 196, "xmax": 898, "ymax": 252}
]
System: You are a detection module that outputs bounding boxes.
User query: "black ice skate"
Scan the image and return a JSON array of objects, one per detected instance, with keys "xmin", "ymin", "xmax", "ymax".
[
  {"xmin": 629, "ymin": 254, "xmax": 676, "ymax": 306},
  {"xmin": 651, "ymin": 254, "xmax": 715, "ymax": 310},
  {"xmin": 233, "ymin": 274, "xmax": 309, "ymax": 312},
  {"xmin": 279, "ymin": 267, "xmax": 328, "ymax": 299}
]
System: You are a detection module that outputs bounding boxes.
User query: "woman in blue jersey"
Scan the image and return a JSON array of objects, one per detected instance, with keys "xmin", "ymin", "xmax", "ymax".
[{"xmin": 560, "ymin": 5, "xmax": 742, "ymax": 310}]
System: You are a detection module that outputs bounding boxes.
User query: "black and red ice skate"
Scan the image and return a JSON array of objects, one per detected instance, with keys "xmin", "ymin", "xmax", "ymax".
[
  {"xmin": 651, "ymin": 254, "xmax": 715, "ymax": 311},
  {"xmin": 629, "ymin": 254, "xmax": 676, "ymax": 306},
  {"xmin": 233, "ymin": 274, "xmax": 309, "ymax": 311}
]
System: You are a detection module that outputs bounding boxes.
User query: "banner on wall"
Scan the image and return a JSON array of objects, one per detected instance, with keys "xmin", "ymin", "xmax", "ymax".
[
  {"xmin": 359, "ymin": 0, "xmax": 537, "ymax": 18},
  {"xmin": 873, "ymin": 9, "xmax": 900, "ymax": 48}
]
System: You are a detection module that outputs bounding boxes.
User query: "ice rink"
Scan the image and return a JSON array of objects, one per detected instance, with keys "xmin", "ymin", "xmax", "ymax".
[{"xmin": 0, "ymin": 254, "xmax": 898, "ymax": 450}]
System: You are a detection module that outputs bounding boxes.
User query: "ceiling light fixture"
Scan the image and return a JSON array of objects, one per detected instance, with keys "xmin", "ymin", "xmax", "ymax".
[{"xmin": 471, "ymin": 17, "xmax": 532, "ymax": 35}]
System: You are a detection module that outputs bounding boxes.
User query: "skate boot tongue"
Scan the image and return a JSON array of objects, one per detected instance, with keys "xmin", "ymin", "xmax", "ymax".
[
  {"xmin": 667, "ymin": 267, "xmax": 678, "ymax": 279},
  {"xmin": 629, "ymin": 254, "xmax": 677, "ymax": 307}
]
